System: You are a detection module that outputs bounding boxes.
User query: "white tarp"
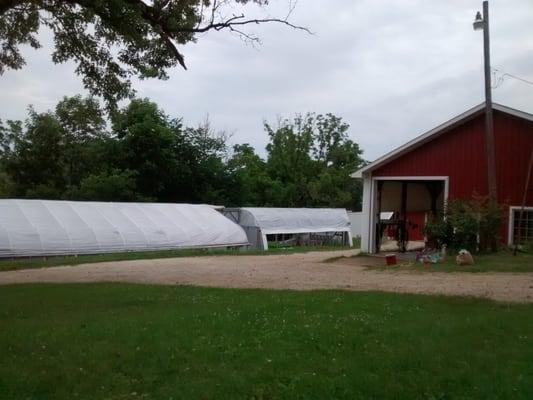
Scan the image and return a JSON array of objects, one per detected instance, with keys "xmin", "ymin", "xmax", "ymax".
[
  {"xmin": 231, "ymin": 207, "xmax": 352, "ymax": 235},
  {"xmin": 0, "ymin": 199, "xmax": 248, "ymax": 257},
  {"xmin": 347, "ymin": 211, "xmax": 362, "ymax": 238},
  {"xmin": 223, "ymin": 207, "xmax": 353, "ymax": 250}
]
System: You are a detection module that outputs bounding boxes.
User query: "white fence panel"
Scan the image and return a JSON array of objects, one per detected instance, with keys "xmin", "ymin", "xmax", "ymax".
[{"xmin": 348, "ymin": 211, "xmax": 362, "ymax": 238}]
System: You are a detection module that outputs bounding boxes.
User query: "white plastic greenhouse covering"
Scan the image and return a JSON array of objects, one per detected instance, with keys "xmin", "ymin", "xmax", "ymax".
[
  {"xmin": 223, "ymin": 207, "xmax": 353, "ymax": 250},
  {"xmin": 0, "ymin": 199, "xmax": 249, "ymax": 257}
]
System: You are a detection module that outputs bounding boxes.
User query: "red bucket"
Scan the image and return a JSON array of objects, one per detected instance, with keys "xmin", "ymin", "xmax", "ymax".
[{"xmin": 385, "ymin": 254, "xmax": 397, "ymax": 265}]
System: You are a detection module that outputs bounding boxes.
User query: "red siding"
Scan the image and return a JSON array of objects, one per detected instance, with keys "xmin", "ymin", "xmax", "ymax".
[
  {"xmin": 406, "ymin": 211, "xmax": 426, "ymax": 241},
  {"xmin": 373, "ymin": 110, "xmax": 533, "ymax": 242},
  {"xmin": 494, "ymin": 114, "xmax": 533, "ymax": 207},
  {"xmin": 373, "ymin": 110, "xmax": 533, "ymax": 206}
]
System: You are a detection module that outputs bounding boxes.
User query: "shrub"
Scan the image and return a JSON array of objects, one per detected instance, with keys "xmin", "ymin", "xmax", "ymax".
[
  {"xmin": 423, "ymin": 195, "xmax": 504, "ymax": 252},
  {"xmin": 446, "ymin": 199, "xmax": 480, "ymax": 251},
  {"xmin": 70, "ymin": 169, "xmax": 142, "ymax": 202},
  {"xmin": 423, "ymin": 215, "xmax": 454, "ymax": 249}
]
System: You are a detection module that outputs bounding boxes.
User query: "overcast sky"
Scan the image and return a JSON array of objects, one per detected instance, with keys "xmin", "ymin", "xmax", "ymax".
[{"xmin": 1, "ymin": 0, "xmax": 532, "ymax": 161}]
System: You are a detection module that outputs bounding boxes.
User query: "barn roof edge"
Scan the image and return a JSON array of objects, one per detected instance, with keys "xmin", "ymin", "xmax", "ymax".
[{"xmin": 351, "ymin": 103, "xmax": 533, "ymax": 178}]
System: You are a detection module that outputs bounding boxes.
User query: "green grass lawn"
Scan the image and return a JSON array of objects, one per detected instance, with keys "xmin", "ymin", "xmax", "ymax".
[
  {"xmin": 1, "ymin": 284, "xmax": 532, "ymax": 399},
  {"xmin": 0, "ymin": 243, "xmax": 357, "ymax": 272},
  {"xmin": 348, "ymin": 250, "xmax": 533, "ymax": 273}
]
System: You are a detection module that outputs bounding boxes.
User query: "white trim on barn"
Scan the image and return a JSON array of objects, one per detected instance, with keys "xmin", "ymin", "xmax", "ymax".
[
  {"xmin": 507, "ymin": 206, "xmax": 533, "ymax": 245},
  {"xmin": 360, "ymin": 175, "xmax": 449, "ymax": 253},
  {"xmin": 354, "ymin": 103, "xmax": 533, "ymax": 254},
  {"xmin": 352, "ymin": 103, "xmax": 533, "ymax": 179}
]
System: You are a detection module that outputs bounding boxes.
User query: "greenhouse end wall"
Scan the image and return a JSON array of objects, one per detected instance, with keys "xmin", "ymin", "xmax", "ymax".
[{"xmin": 222, "ymin": 207, "xmax": 353, "ymax": 250}]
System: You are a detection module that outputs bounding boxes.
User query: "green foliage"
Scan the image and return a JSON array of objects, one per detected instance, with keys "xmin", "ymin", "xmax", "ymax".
[
  {"xmin": 55, "ymin": 95, "xmax": 106, "ymax": 141},
  {"xmin": 227, "ymin": 143, "xmax": 271, "ymax": 206},
  {"xmin": 112, "ymin": 99, "xmax": 177, "ymax": 199},
  {"xmin": 446, "ymin": 199, "xmax": 480, "ymax": 251},
  {"xmin": 57, "ymin": 95, "xmax": 108, "ymax": 187},
  {"xmin": 71, "ymin": 169, "xmax": 140, "ymax": 202},
  {"xmin": 423, "ymin": 196, "xmax": 504, "ymax": 252},
  {"xmin": 2, "ymin": 285, "xmax": 533, "ymax": 399},
  {"xmin": 0, "ymin": 171, "xmax": 14, "ymax": 198},
  {"xmin": 0, "ymin": 1, "xmax": 298, "ymax": 110},
  {"xmin": 4, "ymin": 110, "xmax": 66, "ymax": 198},
  {"xmin": 423, "ymin": 215, "xmax": 454, "ymax": 249},
  {"xmin": 0, "ymin": 96, "xmax": 365, "ymax": 209},
  {"xmin": 365, "ymin": 249, "xmax": 533, "ymax": 273},
  {"xmin": 263, "ymin": 113, "xmax": 365, "ymax": 209},
  {"xmin": 176, "ymin": 121, "xmax": 235, "ymax": 205}
]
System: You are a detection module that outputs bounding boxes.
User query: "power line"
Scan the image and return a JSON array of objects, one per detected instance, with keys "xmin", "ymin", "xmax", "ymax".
[{"xmin": 492, "ymin": 67, "xmax": 533, "ymax": 89}]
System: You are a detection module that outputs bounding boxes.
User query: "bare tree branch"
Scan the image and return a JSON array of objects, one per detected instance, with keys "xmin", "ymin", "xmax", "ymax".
[{"xmin": 190, "ymin": 15, "xmax": 312, "ymax": 36}]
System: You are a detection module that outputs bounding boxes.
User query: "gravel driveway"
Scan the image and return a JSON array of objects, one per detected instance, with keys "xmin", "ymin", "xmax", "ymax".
[{"xmin": 1, "ymin": 250, "xmax": 532, "ymax": 303}]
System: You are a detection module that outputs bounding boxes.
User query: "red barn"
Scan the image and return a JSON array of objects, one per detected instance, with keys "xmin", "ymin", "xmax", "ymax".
[{"xmin": 353, "ymin": 103, "xmax": 533, "ymax": 253}]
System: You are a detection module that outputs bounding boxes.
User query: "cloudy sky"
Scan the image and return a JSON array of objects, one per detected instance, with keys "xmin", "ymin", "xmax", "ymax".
[{"xmin": 1, "ymin": 0, "xmax": 532, "ymax": 161}]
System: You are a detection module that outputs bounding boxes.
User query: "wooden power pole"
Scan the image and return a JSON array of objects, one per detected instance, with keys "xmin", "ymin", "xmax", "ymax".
[
  {"xmin": 475, "ymin": 1, "xmax": 497, "ymax": 201},
  {"xmin": 482, "ymin": 1, "xmax": 498, "ymax": 202}
]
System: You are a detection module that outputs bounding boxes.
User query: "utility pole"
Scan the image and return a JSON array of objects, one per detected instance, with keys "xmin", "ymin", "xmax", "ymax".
[{"xmin": 474, "ymin": 1, "xmax": 497, "ymax": 201}]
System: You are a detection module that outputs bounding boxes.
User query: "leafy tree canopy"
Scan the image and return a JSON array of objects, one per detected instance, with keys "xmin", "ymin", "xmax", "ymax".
[
  {"xmin": 263, "ymin": 113, "xmax": 365, "ymax": 209},
  {"xmin": 0, "ymin": 0, "xmax": 308, "ymax": 109},
  {"xmin": 0, "ymin": 96, "xmax": 366, "ymax": 210}
]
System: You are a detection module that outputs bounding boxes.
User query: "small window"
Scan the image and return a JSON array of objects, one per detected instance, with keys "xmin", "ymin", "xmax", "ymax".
[{"xmin": 511, "ymin": 208, "xmax": 533, "ymax": 245}]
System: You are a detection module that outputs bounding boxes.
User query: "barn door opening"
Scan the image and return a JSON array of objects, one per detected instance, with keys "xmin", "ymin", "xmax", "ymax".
[{"xmin": 374, "ymin": 178, "xmax": 447, "ymax": 253}]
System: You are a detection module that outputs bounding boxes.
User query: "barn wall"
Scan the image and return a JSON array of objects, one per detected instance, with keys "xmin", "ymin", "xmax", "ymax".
[
  {"xmin": 373, "ymin": 114, "xmax": 488, "ymax": 198},
  {"xmin": 373, "ymin": 111, "xmax": 533, "ymax": 207},
  {"xmin": 494, "ymin": 112, "xmax": 533, "ymax": 207},
  {"xmin": 372, "ymin": 110, "xmax": 533, "ymax": 243}
]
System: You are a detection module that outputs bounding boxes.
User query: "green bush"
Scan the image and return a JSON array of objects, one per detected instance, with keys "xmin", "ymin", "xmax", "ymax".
[
  {"xmin": 69, "ymin": 169, "xmax": 142, "ymax": 202},
  {"xmin": 446, "ymin": 199, "xmax": 480, "ymax": 251},
  {"xmin": 423, "ymin": 196, "xmax": 503, "ymax": 252},
  {"xmin": 423, "ymin": 215, "xmax": 454, "ymax": 249}
]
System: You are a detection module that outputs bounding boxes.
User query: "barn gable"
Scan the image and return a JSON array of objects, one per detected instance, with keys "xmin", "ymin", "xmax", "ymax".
[{"xmin": 355, "ymin": 103, "xmax": 533, "ymax": 253}]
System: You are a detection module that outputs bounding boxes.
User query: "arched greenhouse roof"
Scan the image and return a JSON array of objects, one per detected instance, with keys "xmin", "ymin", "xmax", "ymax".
[
  {"xmin": 225, "ymin": 207, "xmax": 352, "ymax": 235},
  {"xmin": 0, "ymin": 199, "xmax": 248, "ymax": 257}
]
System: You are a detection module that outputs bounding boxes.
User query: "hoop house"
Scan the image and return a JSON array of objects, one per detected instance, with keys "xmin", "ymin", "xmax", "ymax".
[
  {"xmin": 223, "ymin": 207, "xmax": 353, "ymax": 250},
  {"xmin": 0, "ymin": 199, "xmax": 248, "ymax": 257}
]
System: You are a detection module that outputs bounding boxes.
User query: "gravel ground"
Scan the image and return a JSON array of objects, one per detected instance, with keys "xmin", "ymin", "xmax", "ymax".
[{"xmin": 1, "ymin": 250, "xmax": 532, "ymax": 303}]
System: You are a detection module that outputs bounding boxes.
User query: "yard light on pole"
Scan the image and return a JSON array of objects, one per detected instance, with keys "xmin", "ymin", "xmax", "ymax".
[
  {"xmin": 473, "ymin": 12, "xmax": 484, "ymax": 30},
  {"xmin": 473, "ymin": 1, "xmax": 497, "ymax": 201}
]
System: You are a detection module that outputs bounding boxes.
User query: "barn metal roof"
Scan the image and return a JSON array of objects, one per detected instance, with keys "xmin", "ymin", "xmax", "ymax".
[{"xmin": 352, "ymin": 103, "xmax": 533, "ymax": 178}]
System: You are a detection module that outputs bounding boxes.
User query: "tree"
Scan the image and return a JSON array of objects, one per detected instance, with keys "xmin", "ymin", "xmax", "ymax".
[
  {"xmin": 55, "ymin": 95, "xmax": 107, "ymax": 187},
  {"xmin": 1, "ymin": 96, "xmax": 112, "ymax": 199},
  {"xmin": 0, "ymin": 1, "xmax": 308, "ymax": 109},
  {"xmin": 310, "ymin": 113, "xmax": 365, "ymax": 210},
  {"xmin": 0, "ymin": 96, "xmax": 366, "ymax": 209},
  {"xmin": 112, "ymin": 98, "xmax": 177, "ymax": 201},
  {"xmin": 227, "ymin": 143, "xmax": 271, "ymax": 206},
  {"xmin": 72, "ymin": 168, "xmax": 139, "ymax": 201},
  {"xmin": 0, "ymin": 95, "xmax": 243, "ymax": 204},
  {"xmin": 265, "ymin": 114, "xmax": 315, "ymax": 206},
  {"xmin": 264, "ymin": 113, "xmax": 365, "ymax": 209},
  {"xmin": 55, "ymin": 95, "xmax": 106, "ymax": 142},
  {"xmin": 173, "ymin": 119, "xmax": 235, "ymax": 205},
  {"xmin": 0, "ymin": 119, "xmax": 16, "ymax": 197},
  {"xmin": 4, "ymin": 109, "xmax": 66, "ymax": 198}
]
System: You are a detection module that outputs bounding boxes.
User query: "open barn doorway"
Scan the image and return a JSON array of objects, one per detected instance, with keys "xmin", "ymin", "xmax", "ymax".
[{"xmin": 374, "ymin": 178, "xmax": 447, "ymax": 253}]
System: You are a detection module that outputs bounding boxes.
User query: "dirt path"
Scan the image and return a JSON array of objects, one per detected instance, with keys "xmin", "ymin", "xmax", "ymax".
[{"xmin": 1, "ymin": 250, "xmax": 532, "ymax": 303}]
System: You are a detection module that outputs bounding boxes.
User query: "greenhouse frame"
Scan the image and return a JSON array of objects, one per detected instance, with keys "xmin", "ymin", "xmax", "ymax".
[
  {"xmin": 0, "ymin": 199, "xmax": 249, "ymax": 257},
  {"xmin": 222, "ymin": 207, "xmax": 353, "ymax": 250}
]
